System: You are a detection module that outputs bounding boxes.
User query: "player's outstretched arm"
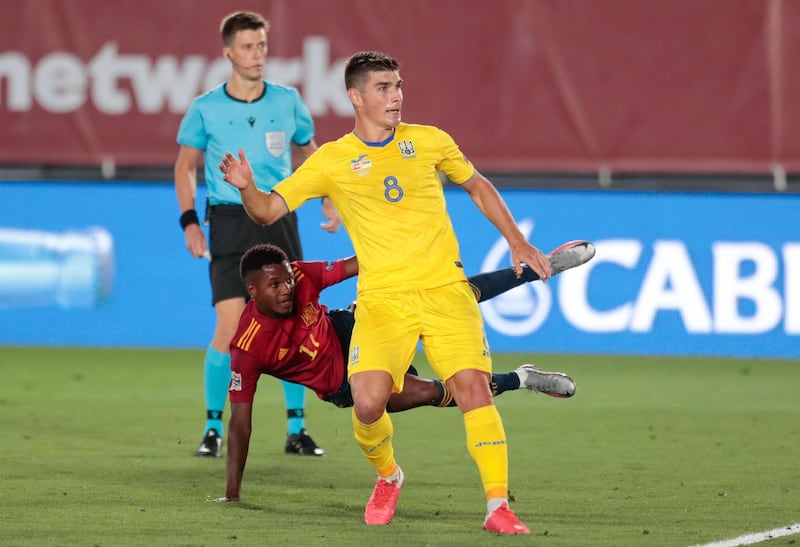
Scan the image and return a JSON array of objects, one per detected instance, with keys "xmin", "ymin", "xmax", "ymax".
[
  {"xmin": 222, "ymin": 401, "xmax": 254, "ymax": 502},
  {"xmin": 342, "ymin": 255, "xmax": 359, "ymax": 279},
  {"xmin": 468, "ymin": 240, "xmax": 595, "ymax": 303},
  {"xmin": 460, "ymin": 172, "xmax": 551, "ymax": 281},
  {"xmin": 219, "ymin": 149, "xmax": 289, "ymax": 225}
]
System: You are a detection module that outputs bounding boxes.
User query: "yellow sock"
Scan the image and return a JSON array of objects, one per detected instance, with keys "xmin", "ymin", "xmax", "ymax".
[
  {"xmin": 352, "ymin": 410, "xmax": 397, "ymax": 478},
  {"xmin": 464, "ymin": 404, "xmax": 508, "ymax": 500}
]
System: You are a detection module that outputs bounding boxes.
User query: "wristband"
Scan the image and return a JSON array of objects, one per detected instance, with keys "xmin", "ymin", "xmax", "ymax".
[{"xmin": 179, "ymin": 209, "xmax": 200, "ymax": 230}]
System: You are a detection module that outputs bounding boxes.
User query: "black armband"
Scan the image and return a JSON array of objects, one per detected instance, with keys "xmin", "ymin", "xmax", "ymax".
[{"xmin": 179, "ymin": 209, "xmax": 200, "ymax": 230}]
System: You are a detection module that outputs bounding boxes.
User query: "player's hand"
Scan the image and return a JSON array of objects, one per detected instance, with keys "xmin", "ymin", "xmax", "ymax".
[
  {"xmin": 219, "ymin": 149, "xmax": 254, "ymax": 190},
  {"xmin": 320, "ymin": 197, "xmax": 341, "ymax": 233},
  {"xmin": 511, "ymin": 243, "xmax": 551, "ymax": 282},
  {"xmin": 208, "ymin": 496, "xmax": 239, "ymax": 503}
]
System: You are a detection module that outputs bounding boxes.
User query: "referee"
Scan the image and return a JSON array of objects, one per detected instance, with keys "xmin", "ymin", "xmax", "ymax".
[{"xmin": 173, "ymin": 11, "xmax": 339, "ymax": 458}]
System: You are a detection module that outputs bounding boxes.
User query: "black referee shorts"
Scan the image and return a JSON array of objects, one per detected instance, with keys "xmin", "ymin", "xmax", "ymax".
[{"xmin": 207, "ymin": 204, "xmax": 303, "ymax": 305}]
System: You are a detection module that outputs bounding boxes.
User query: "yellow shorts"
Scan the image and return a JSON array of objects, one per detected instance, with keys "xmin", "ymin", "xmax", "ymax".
[{"xmin": 347, "ymin": 281, "xmax": 492, "ymax": 392}]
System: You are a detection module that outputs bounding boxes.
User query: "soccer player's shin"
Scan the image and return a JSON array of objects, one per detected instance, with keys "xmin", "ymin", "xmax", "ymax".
[
  {"xmin": 352, "ymin": 410, "xmax": 396, "ymax": 476},
  {"xmin": 490, "ymin": 372, "xmax": 521, "ymax": 396},
  {"xmin": 468, "ymin": 269, "xmax": 527, "ymax": 303},
  {"xmin": 440, "ymin": 373, "xmax": 520, "ymax": 406},
  {"xmin": 356, "ymin": 410, "xmax": 404, "ymax": 526},
  {"xmin": 467, "ymin": 240, "xmax": 595, "ymax": 302},
  {"xmin": 464, "ymin": 405, "xmax": 508, "ymax": 500}
]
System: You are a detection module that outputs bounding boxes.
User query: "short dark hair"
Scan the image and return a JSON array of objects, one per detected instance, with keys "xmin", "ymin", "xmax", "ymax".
[
  {"xmin": 220, "ymin": 11, "xmax": 269, "ymax": 47},
  {"xmin": 344, "ymin": 51, "xmax": 399, "ymax": 91},
  {"xmin": 240, "ymin": 244, "xmax": 289, "ymax": 282}
]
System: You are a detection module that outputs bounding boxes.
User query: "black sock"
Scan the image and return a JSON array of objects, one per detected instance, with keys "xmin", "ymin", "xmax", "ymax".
[
  {"xmin": 435, "ymin": 380, "xmax": 457, "ymax": 407},
  {"xmin": 437, "ymin": 374, "xmax": 522, "ymax": 405},
  {"xmin": 491, "ymin": 372, "xmax": 521, "ymax": 396},
  {"xmin": 467, "ymin": 266, "xmax": 539, "ymax": 303}
]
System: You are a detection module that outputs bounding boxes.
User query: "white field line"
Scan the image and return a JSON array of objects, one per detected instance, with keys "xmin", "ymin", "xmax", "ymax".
[{"xmin": 689, "ymin": 522, "xmax": 800, "ymax": 547}]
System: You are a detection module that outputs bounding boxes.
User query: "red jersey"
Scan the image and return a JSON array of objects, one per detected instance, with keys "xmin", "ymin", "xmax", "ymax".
[{"xmin": 228, "ymin": 259, "xmax": 349, "ymax": 403}]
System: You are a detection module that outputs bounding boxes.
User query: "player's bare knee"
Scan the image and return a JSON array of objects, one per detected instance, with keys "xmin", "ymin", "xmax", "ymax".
[
  {"xmin": 353, "ymin": 400, "xmax": 386, "ymax": 424},
  {"xmin": 447, "ymin": 370, "xmax": 493, "ymax": 411},
  {"xmin": 352, "ymin": 391, "xmax": 390, "ymax": 423},
  {"xmin": 350, "ymin": 370, "xmax": 393, "ymax": 422}
]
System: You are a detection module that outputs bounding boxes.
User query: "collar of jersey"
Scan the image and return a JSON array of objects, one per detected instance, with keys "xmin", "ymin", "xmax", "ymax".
[
  {"xmin": 353, "ymin": 128, "xmax": 396, "ymax": 147},
  {"xmin": 223, "ymin": 82, "xmax": 267, "ymax": 103}
]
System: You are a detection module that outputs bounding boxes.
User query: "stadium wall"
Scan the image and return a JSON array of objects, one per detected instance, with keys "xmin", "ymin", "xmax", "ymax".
[
  {"xmin": 1, "ymin": 180, "xmax": 797, "ymax": 359},
  {"xmin": 2, "ymin": 0, "xmax": 800, "ymax": 177}
]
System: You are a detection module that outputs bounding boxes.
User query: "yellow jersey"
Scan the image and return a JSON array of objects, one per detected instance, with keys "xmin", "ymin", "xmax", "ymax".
[{"xmin": 275, "ymin": 122, "xmax": 475, "ymax": 293}]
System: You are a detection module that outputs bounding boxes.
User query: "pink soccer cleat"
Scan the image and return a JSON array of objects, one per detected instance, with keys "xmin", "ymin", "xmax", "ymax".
[
  {"xmin": 483, "ymin": 502, "xmax": 531, "ymax": 535},
  {"xmin": 364, "ymin": 468, "xmax": 405, "ymax": 525}
]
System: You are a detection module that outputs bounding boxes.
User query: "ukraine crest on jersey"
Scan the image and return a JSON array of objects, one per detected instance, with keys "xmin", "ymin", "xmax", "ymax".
[{"xmin": 275, "ymin": 123, "xmax": 475, "ymax": 292}]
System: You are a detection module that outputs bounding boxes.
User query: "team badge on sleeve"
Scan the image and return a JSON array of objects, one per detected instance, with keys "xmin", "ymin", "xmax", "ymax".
[{"xmin": 230, "ymin": 371, "xmax": 242, "ymax": 391}]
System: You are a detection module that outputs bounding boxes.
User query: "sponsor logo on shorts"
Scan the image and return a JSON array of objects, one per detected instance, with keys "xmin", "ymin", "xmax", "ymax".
[
  {"xmin": 230, "ymin": 371, "xmax": 242, "ymax": 391},
  {"xmin": 350, "ymin": 345, "xmax": 360, "ymax": 365}
]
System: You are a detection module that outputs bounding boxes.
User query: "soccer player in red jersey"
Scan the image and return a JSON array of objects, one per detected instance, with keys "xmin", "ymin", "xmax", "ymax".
[{"xmin": 216, "ymin": 240, "xmax": 592, "ymax": 502}]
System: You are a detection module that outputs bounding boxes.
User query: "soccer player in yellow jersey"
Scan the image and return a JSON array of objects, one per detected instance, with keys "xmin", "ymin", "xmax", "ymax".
[{"xmin": 219, "ymin": 51, "xmax": 551, "ymax": 535}]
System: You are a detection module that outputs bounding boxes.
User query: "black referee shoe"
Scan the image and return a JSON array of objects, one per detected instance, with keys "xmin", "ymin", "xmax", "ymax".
[
  {"xmin": 285, "ymin": 429, "xmax": 326, "ymax": 456},
  {"xmin": 195, "ymin": 428, "xmax": 222, "ymax": 458}
]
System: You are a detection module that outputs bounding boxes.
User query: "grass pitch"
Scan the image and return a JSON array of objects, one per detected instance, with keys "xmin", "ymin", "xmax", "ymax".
[{"xmin": 1, "ymin": 347, "xmax": 798, "ymax": 546}]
